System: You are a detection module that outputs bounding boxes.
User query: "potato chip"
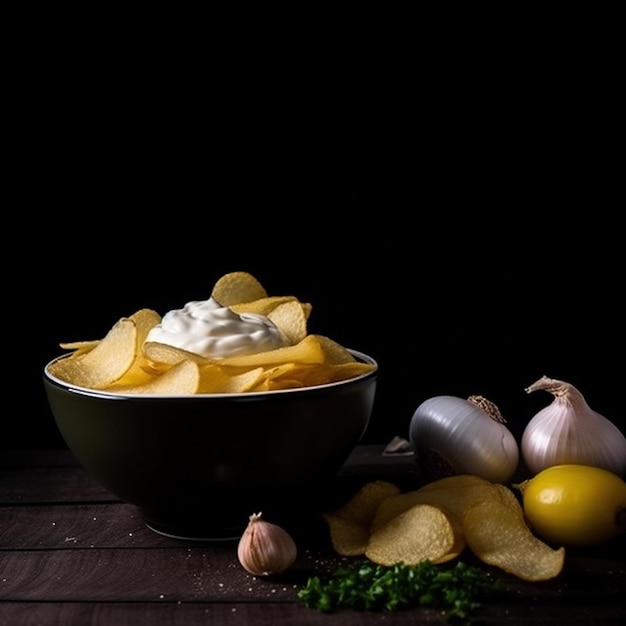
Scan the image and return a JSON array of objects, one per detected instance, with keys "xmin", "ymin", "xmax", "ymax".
[
  {"xmin": 230, "ymin": 296, "xmax": 298, "ymax": 316},
  {"xmin": 370, "ymin": 481, "xmax": 502, "ymax": 532},
  {"xmin": 58, "ymin": 340, "xmax": 100, "ymax": 356},
  {"xmin": 211, "ymin": 271, "xmax": 268, "ymax": 306},
  {"xmin": 218, "ymin": 335, "xmax": 325, "ymax": 368},
  {"xmin": 109, "ymin": 309, "xmax": 162, "ymax": 387},
  {"xmin": 463, "ymin": 499, "xmax": 565, "ymax": 581},
  {"xmin": 301, "ymin": 301, "xmax": 312, "ymax": 320},
  {"xmin": 48, "ymin": 318, "xmax": 137, "ymax": 389},
  {"xmin": 336, "ymin": 481, "xmax": 401, "ymax": 527},
  {"xmin": 295, "ymin": 362, "xmax": 376, "ymax": 387},
  {"xmin": 323, "ymin": 512, "xmax": 370, "ymax": 556},
  {"xmin": 255, "ymin": 362, "xmax": 304, "ymax": 381},
  {"xmin": 267, "ymin": 300, "xmax": 308, "ymax": 345},
  {"xmin": 418, "ymin": 474, "xmax": 491, "ymax": 491},
  {"xmin": 436, "ymin": 510, "xmax": 467, "ymax": 563},
  {"xmin": 129, "ymin": 308, "xmax": 161, "ymax": 334},
  {"xmin": 143, "ymin": 341, "xmax": 211, "ymax": 367},
  {"xmin": 247, "ymin": 363, "xmax": 310, "ymax": 391},
  {"xmin": 251, "ymin": 377, "xmax": 305, "ymax": 392},
  {"xmin": 322, "ymin": 481, "xmax": 401, "ymax": 557},
  {"xmin": 365, "ymin": 504, "xmax": 458, "ymax": 566},
  {"xmin": 492, "ymin": 483, "xmax": 525, "ymax": 519},
  {"xmin": 313, "ymin": 335, "xmax": 357, "ymax": 365},
  {"xmin": 119, "ymin": 359, "xmax": 201, "ymax": 395},
  {"xmin": 197, "ymin": 364, "xmax": 266, "ymax": 394}
]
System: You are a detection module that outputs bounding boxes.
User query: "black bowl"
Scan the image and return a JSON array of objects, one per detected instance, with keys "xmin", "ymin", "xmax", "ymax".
[{"xmin": 43, "ymin": 350, "xmax": 377, "ymax": 540}]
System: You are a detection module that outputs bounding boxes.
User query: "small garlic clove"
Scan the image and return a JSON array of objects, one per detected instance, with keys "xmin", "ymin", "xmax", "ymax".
[{"xmin": 237, "ymin": 512, "xmax": 297, "ymax": 576}]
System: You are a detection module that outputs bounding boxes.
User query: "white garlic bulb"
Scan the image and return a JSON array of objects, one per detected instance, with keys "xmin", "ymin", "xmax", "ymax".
[
  {"xmin": 409, "ymin": 394, "xmax": 519, "ymax": 484},
  {"xmin": 237, "ymin": 512, "xmax": 297, "ymax": 576},
  {"xmin": 522, "ymin": 376, "xmax": 626, "ymax": 477}
]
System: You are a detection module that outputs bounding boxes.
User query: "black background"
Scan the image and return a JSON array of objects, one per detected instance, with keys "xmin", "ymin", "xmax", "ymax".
[{"xmin": 5, "ymin": 16, "xmax": 624, "ymax": 450}]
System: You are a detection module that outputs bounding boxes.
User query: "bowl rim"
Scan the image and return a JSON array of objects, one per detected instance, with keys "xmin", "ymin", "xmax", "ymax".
[{"xmin": 43, "ymin": 348, "xmax": 378, "ymax": 400}]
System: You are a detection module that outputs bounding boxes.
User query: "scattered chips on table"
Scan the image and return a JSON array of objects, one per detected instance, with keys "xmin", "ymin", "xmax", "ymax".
[
  {"xmin": 323, "ymin": 480, "xmax": 401, "ymax": 556},
  {"xmin": 48, "ymin": 271, "xmax": 376, "ymax": 395},
  {"xmin": 324, "ymin": 513, "xmax": 371, "ymax": 557},
  {"xmin": 370, "ymin": 474, "xmax": 516, "ymax": 532},
  {"xmin": 334, "ymin": 480, "xmax": 402, "ymax": 527},
  {"xmin": 418, "ymin": 474, "xmax": 490, "ymax": 491},
  {"xmin": 463, "ymin": 499, "xmax": 565, "ymax": 581},
  {"xmin": 322, "ymin": 475, "xmax": 565, "ymax": 581},
  {"xmin": 490, "ymin": 482, "xmax": 526, "ymax": 519},
  {"xmin": 366, "ymin": 504, "xmax": 460, "ymax": 566}
]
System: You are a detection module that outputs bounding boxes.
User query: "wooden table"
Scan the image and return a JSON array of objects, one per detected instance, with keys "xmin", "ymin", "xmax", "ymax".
[{"xmin": 1, "ymin": 446, "xmax": 624, "ymax": 625}]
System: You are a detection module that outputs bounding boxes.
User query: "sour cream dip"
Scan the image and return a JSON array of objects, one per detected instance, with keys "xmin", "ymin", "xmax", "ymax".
[{"xmin": 145, "ymin": 297, "xmax": 287, "ymax": 359}]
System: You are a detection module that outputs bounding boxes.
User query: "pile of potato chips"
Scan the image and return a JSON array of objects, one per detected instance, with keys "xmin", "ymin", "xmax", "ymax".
[
  {"xmin": 323, "ymin": 475, "xmax": 565, "ymax": 582},
  {"xmin": 47, "ymin": 272, "xmax": 376, "ymax": 394}
]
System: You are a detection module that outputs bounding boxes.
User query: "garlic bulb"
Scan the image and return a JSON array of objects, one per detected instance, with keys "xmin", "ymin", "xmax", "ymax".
[
  {"xmin": 409, "ymin": 395, "xmax": 519, "ymax": 484},
  {"xmin": 522, "ymin": 376, "xmax": 626, "ymax": 477},
  {"xmin": 237, "ymin": 512, "xmax": 297, "ymax": 576}
]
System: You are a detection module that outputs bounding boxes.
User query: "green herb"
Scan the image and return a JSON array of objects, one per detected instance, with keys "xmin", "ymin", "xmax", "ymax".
[{"xmin": 298, "ymin": 559, "xmax": 504, "ymax": 623}]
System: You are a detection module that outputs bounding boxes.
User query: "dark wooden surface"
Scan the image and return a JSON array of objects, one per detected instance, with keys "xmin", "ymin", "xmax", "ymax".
[{"xmin": 1, "ymin": 446, "xmax": 625, "ymax": 625}]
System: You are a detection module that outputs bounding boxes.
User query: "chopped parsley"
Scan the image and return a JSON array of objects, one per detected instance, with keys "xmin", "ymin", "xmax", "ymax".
[{"xmin": 298, "ymin": 559, "xmax": 504, "ymax": 623}]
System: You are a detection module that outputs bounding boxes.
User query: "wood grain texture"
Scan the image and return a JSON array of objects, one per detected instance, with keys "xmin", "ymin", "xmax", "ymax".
[
  {"xmin": 0, "ymin": 466, "xmax": 114, "ymax": 503},
  {"xmin": 0, "ymin": 502, "xmax": 156, "ymax": 549},
  {"xmin": 1, "ymin": 597, "xmax": 625, "ymax": 625},
  {"xmin": 0, "ymin": 545, "xmax": 345, "ymax": 602},
  {"xmin": 0, "ymin": 602, "xmax": 448, "ymax": 626},
  {"xmin": 0, "ymin": 448, "xmax": 625, "ymax": 625}
]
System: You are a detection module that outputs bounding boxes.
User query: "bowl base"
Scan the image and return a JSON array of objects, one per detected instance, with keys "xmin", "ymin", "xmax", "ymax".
[
  {"xmin": 139, "ymin": 491, "xmax": 329, "ymax": 543},
  {"xmin": 141, "ymin": 503, "xmax": 253, "ymax": 541},
  {"xmin": 145, "ymin": 520, "xmax": 242, "ymax": 542}
]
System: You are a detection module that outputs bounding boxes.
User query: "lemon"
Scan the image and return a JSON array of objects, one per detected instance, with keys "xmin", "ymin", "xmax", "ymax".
[{"xmin": 516, "ymin": 464, "xmax": 626, "ymax": 547}]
